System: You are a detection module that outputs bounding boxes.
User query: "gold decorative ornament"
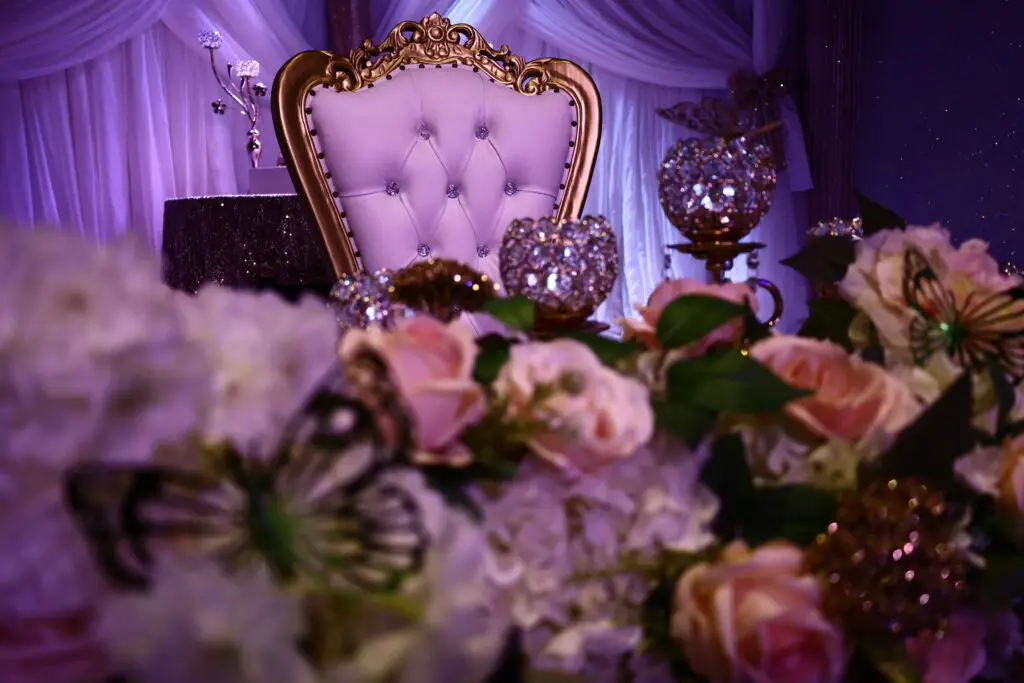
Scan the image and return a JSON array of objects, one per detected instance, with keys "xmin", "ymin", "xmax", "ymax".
[
  {"xmin": 390, "ymin": 259, "xmax": 500, "ymax": 322},
  {"xmin": 804, "ymin": 478, "xmax": 969, "ymax": 639},
  {"xmin": 272, "ymin": 13, "xmax": 602, "ymax": 278}
]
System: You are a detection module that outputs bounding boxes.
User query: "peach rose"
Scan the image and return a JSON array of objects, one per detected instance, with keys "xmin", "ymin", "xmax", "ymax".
[
  {"xmin": 621, "ymin": 278, "xmax": 756, "ymax": 353},
  {"xmin": 493, "ymin": 339, "xmax": 654, "ymax": 472},
  {"xmin": 998, "ymin": 432, "xmax": 1024, "ymax": 515},
  {"xmin": 839, "ymin": 225, "xmax": 1018, "ymax": 363},
  {"xmin": 338, "ymin": 316, "xmax": 485, "ymax": 465},
  {"xmin": 671, "ymin": 541, "xmax": 845, "ymax": 683},
  {"xmin": 750, "ymin": 336, "xmax": 922, "ymax": 445},
  {"xmin": 906, "ymin": 609, "xmax": 1021, "ymax": 683}
]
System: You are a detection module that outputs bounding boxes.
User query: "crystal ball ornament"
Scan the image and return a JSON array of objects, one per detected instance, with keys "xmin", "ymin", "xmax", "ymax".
[
  {"xmin": 198, "ymin": 29, "xmax": 223, "ymax": 49},
  {"xmin": 499, "ymin": 216, "xmax": 618, "ymax": 328},
  {"xmin": 808, "ymin": 217, "xmax": 864, "ymax": 239},
  {"xmin": 329, "ymin": 269, "xmax": 405, "ymax": 329},
  {"xmin": 658, "ymin": 136, "xmax": 776, "ymax": 246}
]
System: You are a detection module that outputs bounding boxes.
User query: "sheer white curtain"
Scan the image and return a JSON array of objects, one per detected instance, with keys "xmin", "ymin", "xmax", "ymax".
[
  {"xmin": 0, "ymin": 0, "xmax": 317, "ymax": 248},
  {"xmin": 374, "ymin": 0, "xmax": 811, "ymax": 329}
]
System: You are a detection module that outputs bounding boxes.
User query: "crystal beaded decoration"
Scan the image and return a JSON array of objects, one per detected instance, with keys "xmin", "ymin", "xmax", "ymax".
[
  {"xmin": 418, "ymin": 125, "xmax": 431, "ymax": 140},
  {"xmin": 477, "ymin": 244, "xmax": 490, "ymax": 258},
  {"xmin": 504, "ymin": 182, "xmax": 517, "ymax": 196},
  {"xmin": 475, "ymin": 125, "xmax": 489, "ymax": 140},
  {"xmin": 198, "ymin": 30, "xmax": 223, "ymax": 49},
  {"xmin": 446, "ymin": 184, "xmax": 460, "ymax": 199},
  {"xmin": 808, "ymin": 217, "xmax": 864, "ymax": 239},
  {"xmin": 417, "ymin": 243, "xmax": 431, "ymax": 257},
  {"xmin": 235, "ymin": 60, "xmax": 260, "ymax": 79},
  {"xmin": 658, "ymin": 136, "xmax": 776, "ymax": 244},
  {"xmin": 499, "ymin": 216, "xmax": 618, "ymax": 323},
  {"xmin": 385, "ymin": 181, "xmax": 400, "ymax": 196},
  {"xmin": 328, "ymin": 270, "xmax": 404, "ymax": 328}
]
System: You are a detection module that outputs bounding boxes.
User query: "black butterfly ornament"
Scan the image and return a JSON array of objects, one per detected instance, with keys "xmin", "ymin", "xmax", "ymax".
[
  {"xmin": 64, "ymin": 355, "xmax": 430, "ymax": 593},
  {"xmin": 902, "ymin": 246, "xmax": 1024, "ymax": 382}
]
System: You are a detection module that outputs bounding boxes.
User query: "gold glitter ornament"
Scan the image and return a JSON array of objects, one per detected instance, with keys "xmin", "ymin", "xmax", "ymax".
[
  {"xmin": 391, "ymin": 258, "xmax": 500, "ymax": 322},
  {"xmin": 804, "ymin": 478, "xmax": 970, "ymax": 639}
]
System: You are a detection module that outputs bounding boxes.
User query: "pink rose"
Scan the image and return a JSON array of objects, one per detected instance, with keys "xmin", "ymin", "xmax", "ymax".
[
  {"xmin": 493, "ymin": 339, "xmax": 654, "ymax": 472},
  {"xmin": 621, "ymin": 278, "xmax": 757, "ymax": 353},
  {"xmin": 671, "ymin": 541, "xmax": 846, "ymax": 683},
  {"xmin": 0, "ymin": 609, "xmax": 109, "ymax": 683},
  {"xmin": 906, "ymin": 610, "xmax": 1021, "ymax": 683},
  {"xmin": 750, "ymin": 336, "xmax": 922, "ymax": 445},
  {"xmin": 338, "ymin": 316, "xmax": 485, "ymax": 465}
]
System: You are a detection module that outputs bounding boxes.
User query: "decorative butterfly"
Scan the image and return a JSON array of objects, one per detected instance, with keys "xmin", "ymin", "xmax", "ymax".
[
  {"xmin": 902, "ymin": 246, "xmax": 1024, "ymax": 382},
  {"xmin": 64, "ymin": 352, "xmax": 429, "ymax": 593}
]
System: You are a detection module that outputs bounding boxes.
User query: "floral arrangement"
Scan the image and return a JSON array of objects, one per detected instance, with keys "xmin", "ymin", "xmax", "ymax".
[{"xmin": 3, "ymin": 207, "xmax": 1024, "ymax": 683}]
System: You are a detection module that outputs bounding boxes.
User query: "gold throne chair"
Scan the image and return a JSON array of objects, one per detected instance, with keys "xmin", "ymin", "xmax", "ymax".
[{"xmin": 271, "ymin": 13, "xmax": 602, "ymax": 295}]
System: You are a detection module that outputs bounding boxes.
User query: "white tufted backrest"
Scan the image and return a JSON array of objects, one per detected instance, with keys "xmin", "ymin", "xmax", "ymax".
[
  {"xmin": 273, "ymin": 13, "xmax": 602, "ymax": 289},
  {"xmin": 306, "ymin": 66, "xmax": 575, "ymax": 284}
]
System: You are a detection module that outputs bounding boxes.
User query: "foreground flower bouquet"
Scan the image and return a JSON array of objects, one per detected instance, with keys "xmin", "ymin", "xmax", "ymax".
[{"xmin": 4, "ymin": 206, "xmax": 1024, "ymax": 683}]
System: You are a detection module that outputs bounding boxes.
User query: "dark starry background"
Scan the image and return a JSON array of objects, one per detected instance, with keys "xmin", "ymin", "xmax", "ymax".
[{"xmin": 856, "ymin": 0, "xmax": 1024, "ymax": 264}]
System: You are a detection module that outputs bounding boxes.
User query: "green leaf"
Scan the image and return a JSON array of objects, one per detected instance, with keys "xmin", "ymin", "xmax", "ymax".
[
  {"xmin": 565, "ymin": 332, "xmax": 640, "ymax": 367},
  {"xmin": 857, "ymin": 194, "xmax": 907, "ymax": 236},
  {"xmin": 797, "ymin": 298, "xmax": 858, "ymax": 351},
  {"xmin": 700, "ymin": 433, "xmax": 756, "ymax": 540},
  {"xmin": 655, "ymin": 295, "xmax": 748, "ymax": 350},
  {"xmin": 857, "ymin": 641, "xmax": 921, "ymax": 683},
  {"xmin": 474, "ymin": 334, "xmax": 514, "ymax": 385},
  {"xmin": 744, "ymin": 484, "xmax": 838, "ymax": 547},
  {"xmin": 989, "ymin": 358, "xmax": 1017, "ymax": 438},
  {"xmin": 743, "ymin": 310, "xmax": 773, "ymax": 344},
  {"xmin": 483, "ymin": 296, "xmax": 535, "ymax": 331},
  {"xmin": 780, "ymin": 236, "xmax": 857, "ymax": 284},
  {"xmin": 866, "ymin": 371, "xmax": 974, "ymax": 487},
  {"xmin": 666, "ymin": 350, "xmax": 810, "ymax": 415},
  {"xmin": 653, "ymin": 400, "xmax": 718, "ymax": 449}
]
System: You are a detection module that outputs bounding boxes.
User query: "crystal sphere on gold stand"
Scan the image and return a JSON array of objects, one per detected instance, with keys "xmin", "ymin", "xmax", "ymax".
[
  {"xmin": 499, "ymin": 216, "xmax": 618, "ymax": 337},
  {"xmin": 658, "ymin": 133, "xmax": 783, "ymax": 326}
]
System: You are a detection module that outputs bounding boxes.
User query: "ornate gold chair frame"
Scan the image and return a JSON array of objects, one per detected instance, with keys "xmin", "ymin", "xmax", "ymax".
[{"xmin": 272, "ymin": 13, "xmax": 602, "ymax": 277}]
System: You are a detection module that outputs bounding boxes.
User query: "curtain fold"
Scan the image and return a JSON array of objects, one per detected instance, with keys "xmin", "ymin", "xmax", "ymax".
[
  {"xmin": 0, "ymin": 0, "xmax": 315, "ymax": 247},
  {"xmin": 0, "ymin": 0, "xmax": 177, "ymax": 81}
]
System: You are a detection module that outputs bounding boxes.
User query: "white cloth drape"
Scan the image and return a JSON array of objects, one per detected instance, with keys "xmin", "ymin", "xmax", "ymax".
[
  {"xmin": 373, "ymin": 0, "xmax": 811, "ymax": 329},
  {"xmin": 0, "ymin": 0, "xmax": 321, "ymax": 248}
]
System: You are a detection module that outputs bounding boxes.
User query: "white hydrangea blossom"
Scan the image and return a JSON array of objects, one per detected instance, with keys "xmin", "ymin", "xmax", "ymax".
[
  {"xmin": 97, "ymin": 557, "xmax": 317, "ymax": 683},
  {"xmin": 178, "ymin": 285, "xmax": 340, "ymax": 453},
  {"xmin": 0, "ymin": 228, "xmax": 211, "ymax": 617},
  {"xmin": 479, "ymin": 433, "xmax": 718, "ymax": 680}
]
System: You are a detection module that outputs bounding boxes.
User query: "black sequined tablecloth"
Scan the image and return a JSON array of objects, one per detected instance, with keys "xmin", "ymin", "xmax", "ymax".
[{"xmin": 161, "ymin": 194, "xmax": 334, "ymax": 297}]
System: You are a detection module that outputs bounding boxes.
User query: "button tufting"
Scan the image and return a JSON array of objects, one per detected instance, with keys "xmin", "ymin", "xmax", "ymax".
[
  {"xmin": 385, "ymin": 181, "xmax": 400, "ymax": 196},
  {"xmin": 504, "ymin": 181, "xmax": 518, "ymax": 196},
  {"xmin": 446, "ymin": 184, "xmax": 460, "ymax": 199},
  {"xmin": 417, "ymin": 243, "xmax": 431, "ymax": 257},
  {"xmin": 477, "ymin": 244, "xmax": 490, "ymax": 258},
  {"xmin": 474, "ymin": 125, "xmax": 489, "ymax": 140},
  {"xmin": 418, "ymin": 125, "xmax": 431, "ymax": 140}
]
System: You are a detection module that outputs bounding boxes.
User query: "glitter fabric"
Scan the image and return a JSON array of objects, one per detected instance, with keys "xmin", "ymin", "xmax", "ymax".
[
  {"xmin": 805, "ymin": 478, "xmax": 969, "ymax": 639},
  {"xmin": 161, "ymin": 195, "xmax": 334, "ymax": 294},
  {"xmin": 808, "ymin": 216, "xmax": 864, "ymax": 238},
  {"xmin": 658, "ymin": 136, "xmax": 776, "ymax": 244},
  {"xmin": 499, "ymin": 216, "xmax": 618, "ymax": 325},
  {"xmin": 328, "ymin": 269, "xmax": 404, "ymax": 328}
]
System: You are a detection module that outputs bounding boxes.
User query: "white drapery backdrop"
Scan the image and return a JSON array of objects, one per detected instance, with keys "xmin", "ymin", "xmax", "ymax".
[
  {"xmin": 375, "ymin": 0, "xmax": 812, "ymax": 328},
  {"xmin": 0, "ymin": 0, "xmax": 323, "ymax": 248}
]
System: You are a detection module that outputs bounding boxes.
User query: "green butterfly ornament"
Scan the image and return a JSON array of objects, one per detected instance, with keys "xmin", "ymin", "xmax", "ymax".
[
  {"xmin": 902, "ymin": 247, "xmax": 1024, "ymax": 383},
  {"xmin": 64, "ymin": 354, "xmax": 430, "ymax": 593}
]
